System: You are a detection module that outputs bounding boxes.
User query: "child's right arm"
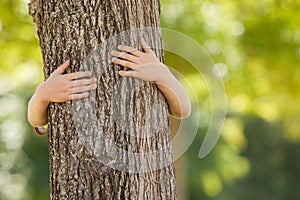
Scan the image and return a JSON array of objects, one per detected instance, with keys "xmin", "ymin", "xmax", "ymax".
[{"xmin": 27, "ymin": 60, "xmax": 97, "ymax": 128}]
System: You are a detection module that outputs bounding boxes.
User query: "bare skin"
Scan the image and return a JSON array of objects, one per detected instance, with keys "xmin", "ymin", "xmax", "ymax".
[
  {"xmin": 27, "ymin": 38, "xmax": 191, "ymax": 129},
  {"xmin": 110, "ymin": 38, "xmax": 191, "ymax": 119},
  {"xmin": 27, "ymin": 60, "xmax": 97, "ymax": 127}
]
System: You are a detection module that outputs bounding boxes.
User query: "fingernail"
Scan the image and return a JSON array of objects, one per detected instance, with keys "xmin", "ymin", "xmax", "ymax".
[
  {"xmin": 112, "ymin": 58, "xmax": 116, "ymax": 61},
  {"xmin": 119, "ymin": 71, "xmax": 124, "ymax": 76},
  {"xmin": 118, "ymin": 45, "xmax": 122, "ymax": 49}
]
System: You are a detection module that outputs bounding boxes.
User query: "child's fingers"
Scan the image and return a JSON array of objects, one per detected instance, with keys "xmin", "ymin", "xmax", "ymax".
[
  {"xmin": 112, "ymin": 58, "xmax": 136, "ymax": 69},
  {"xmin": 69, "ymin": 92, "xmax": 89, "ymax": 100},
  {"xmin": 119, "ymin": 70, "xmax": 138, "ymax": 78},
  {"xmin": 140, "ymin": 38, "xmax": 153, "ymax": 53},
  {"xmin": 117, "ymin": 45, "xmax": 142, "ymax": 57},
  {"xmin": 71, "ymin": 78, "xmax": 97, "ymax": 87},
  {"xmin": 64, "ymin": 71, "xmax": 92, "ymax": 80},
  {"xmin": 53, "ymin": 60, "xmax": 70, "ymax": 74},
  {"xmin": 110, "ymin": 50, "xmax": 138, "ymax": 63},
  {"xmin": 71, "ymin": 83, "xmax": 97, "ymax": 94}
]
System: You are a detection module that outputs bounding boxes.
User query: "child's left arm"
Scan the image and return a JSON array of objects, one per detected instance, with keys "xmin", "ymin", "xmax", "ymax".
[{"xmin": 110, "ymin": 38, "xmax": 191, "ymax": 119}]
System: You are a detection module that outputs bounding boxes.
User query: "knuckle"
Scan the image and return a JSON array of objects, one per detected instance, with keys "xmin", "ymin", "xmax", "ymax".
[
  {"xmin": 124, "ymin": 61, "xmax": 130, "ymax": 67},
  {"xmin": 113, "ymin": 58, "xmax": 120, "ymax": 64},
  {"xmin": 91, "ymin": 78, "xmax": 97, "ymax": 83},
  {"xmin": 82, "ymin": 79, "xmax": 88, "ymax": 85},
  {"xmin": 82, "ymin": 79, "xmax": 89, "ymax": 85},
  {"xmin": 68, "ymin": 81, "xmax": 75, "ymax": 88},
  {"xmin": 81, "ymin": 80, "xmax": 88, "ymax": 85},
  {"xmin": 62, "ymin": 84, "xmax": 69, "ymax": 91},
  {"xmin": 129, "ymin": 63, "xmax": 136, "ymax": 68},
  {"xmin": 65, "ymin": 95, "xmax": 72, "ymax": 101},
  {"xmin": 121, "ymin": 53, "xmax": 128, "ymax": 59},
  {"xmin": 119, "ymin": 60, "xmax": 124, "ymax": 65},
  {"xmin": 75, "ymin": 72, "xmax": 81, "ymax": 78},
  {"xmin": 68, "ymin": 88, "xmax": 74, "ymax": 94},
  {"xmin": 83, "ymin": 71, "xmax": 90, "ymax": 76}
]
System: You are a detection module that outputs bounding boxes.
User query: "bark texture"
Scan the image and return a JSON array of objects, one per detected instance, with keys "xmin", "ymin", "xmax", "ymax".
[{"xmin": 29, "ymin": 0, "xmax": 177, "ymax": 199}]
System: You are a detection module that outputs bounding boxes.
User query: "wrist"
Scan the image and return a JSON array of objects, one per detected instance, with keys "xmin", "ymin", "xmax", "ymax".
[
  {"xmin": 155, "ymin": 64, "xmax": 174, "ymax": 86},
  {"xmin": 35, "ymin": 83, "xmax": 50, "ymax": 106}
]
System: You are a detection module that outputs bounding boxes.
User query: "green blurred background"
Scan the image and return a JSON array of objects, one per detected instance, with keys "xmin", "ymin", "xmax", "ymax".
[{"xmin": 0, "ymin": 0, "xmax": 300, "ymax": 199}]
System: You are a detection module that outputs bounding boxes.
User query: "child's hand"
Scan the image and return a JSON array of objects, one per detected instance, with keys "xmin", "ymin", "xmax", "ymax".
[
  {"xmin": 35, "ymin": 60, "xmax": 97, "ymax": 103},
  {"xmin": 110, "ymin": 38, "xmax": 171, "ymax": 84},
  {"xmin": 110, "ymin": 38, "xmax": 191, "ymax": 119}
]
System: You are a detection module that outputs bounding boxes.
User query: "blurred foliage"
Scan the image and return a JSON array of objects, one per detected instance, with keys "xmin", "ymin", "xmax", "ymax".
[
  {"xmin": 161, "ymin": 0, "xmax": 300, "ymax": 199},
  {"xmin": 0, "ymin": 0, "xmax": 48, "ymax": 199},
  {"xmin": 0, "ymin": 0, "xmax": 299, "ymax": 199}
]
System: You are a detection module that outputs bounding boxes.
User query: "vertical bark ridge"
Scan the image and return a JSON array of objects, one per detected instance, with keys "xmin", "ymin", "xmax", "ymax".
[{"xmin": 29, "ymin": 0, "xmax": 177, "ymax": 199}]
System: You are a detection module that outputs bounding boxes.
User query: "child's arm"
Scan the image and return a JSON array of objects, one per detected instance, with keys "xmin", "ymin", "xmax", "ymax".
[
  {"xmin": 110, "ymin": 38, "xmax": 191, "ymax": 119},
  {"xmin": 27, "ymin": 60, "xmax": 97, "ymax": 127}
]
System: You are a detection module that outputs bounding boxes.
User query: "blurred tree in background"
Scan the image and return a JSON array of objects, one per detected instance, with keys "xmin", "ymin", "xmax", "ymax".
[
  {"xmin": 0, "ymin": 0, "xmax": 49, "ymax": 199},
  {"xmin": 0, "ymin": 0, "xmax": 299, "ymax": 199}
]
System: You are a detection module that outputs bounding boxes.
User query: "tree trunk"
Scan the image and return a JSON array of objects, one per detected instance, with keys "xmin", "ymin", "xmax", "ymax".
[{"xmin": 28, "ymin": 0, "xmax": 177, "ymax": 199}]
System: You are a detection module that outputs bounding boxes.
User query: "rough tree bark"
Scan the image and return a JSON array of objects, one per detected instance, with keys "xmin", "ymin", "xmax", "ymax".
[{"xmin": 28, "ymin": 0, "xmax": 177, "ymax": 199}]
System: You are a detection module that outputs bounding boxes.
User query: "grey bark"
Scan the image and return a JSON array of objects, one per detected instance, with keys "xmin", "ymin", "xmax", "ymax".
[{"xmin": 28, "ymin": 0, "xmax": 177, "ymax": 199}]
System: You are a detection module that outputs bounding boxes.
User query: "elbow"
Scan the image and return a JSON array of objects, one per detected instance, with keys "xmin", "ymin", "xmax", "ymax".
[
  {"xmin": 27, "ymin": 99, "xmax": 36, "ymax": 127},
  {"xmin": 181, "ymin": 109, "xmax": 191, "ymax": 119},
  {"xmin": 181, "ymin": 99, "xmax": 192, "ymax": 119},
  {"xmin": 27, "ymin": 106, "xmax": 34, "ymax": 127},
  {"xmin": 27, "ymin": 103, "xmax": 37, "ymax": 127},
  {"xmin": 179, "ymin": 96, "xmax": 192, "ymax": 119},
  {"xmin": 171, "ymin": 102, "xmax": 192, "ymax": 119},
  {"xmin": 27, "ymin": 112, "xmax": 36, "ymax": 127},
  {"xmin": 27, "ymin": 108, "xmax": 46, "ymax": 127},
  {"xmin": 179, "ymin": 105, "xmax": 191, "ymax": 119},
  {"xmin": 171, "ymin": 110, "xmax": 191, "ymax": 119},
  {"xmin": 27, "ymin": 96, "xmax": 49, "ymax": 127},
  {"xmin": 27, "ymin": 113, "xmax": 47, "ymax": 127}
]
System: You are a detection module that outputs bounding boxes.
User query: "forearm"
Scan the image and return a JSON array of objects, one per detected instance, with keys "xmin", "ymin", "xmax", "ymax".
[
  {"xmin": 109, "ymin": 39, "xmax": 191, "ymax": 118},
  {"xmin": 27, "ymin": 92, "xmax": 49, "ymax": 127},
  {"xmin": 27, "ymin": 60, "xmax": 97, "ymax": 128},
  {"xmin": 156, "ymin": 67, "xmax": 191, "ymax": 119}
]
